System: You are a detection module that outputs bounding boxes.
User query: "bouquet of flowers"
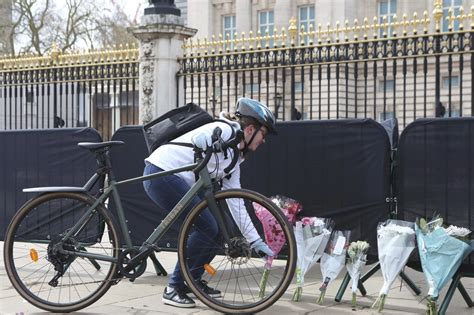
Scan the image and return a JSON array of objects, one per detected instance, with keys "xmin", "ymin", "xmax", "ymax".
[
  {"xmin": 317, "ymin": 230, "xmax": 351, "ymax": 304},
  {"xmin": 346, "ymin": 240, "xmax": 370, "ymax": 308},
  {"xmin": 415, "ymin": 216, "xmax": 473, "ymax": 315},
  {"xmin": 292, "ymin": 216, "xmax": 334, "ymax": 301},
  {"xmin": 253, "ymin": 195, "xmax": 302, "ymax": 297},
  {"xmin": 372, "ymin": 219, "xmax": 416, "ymax": 312}
]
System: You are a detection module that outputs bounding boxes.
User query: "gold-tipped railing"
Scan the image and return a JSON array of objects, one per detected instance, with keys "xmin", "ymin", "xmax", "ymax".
[
  {"xmin": 182, "ymin": 4, "xmax": 474, "ymax": 57},
  {"xmin": 0, "ymin": 43, "xmax": 139, "ymax": 72}
]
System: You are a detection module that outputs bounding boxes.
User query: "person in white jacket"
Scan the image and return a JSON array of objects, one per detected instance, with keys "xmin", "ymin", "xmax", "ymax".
[{"xmin": 143, "ymin": 97, "xmax": 278, "ymax": 308}]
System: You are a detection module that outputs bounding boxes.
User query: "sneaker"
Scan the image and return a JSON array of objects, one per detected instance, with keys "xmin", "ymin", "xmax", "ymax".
[
  {"xmin": 162, "ymin": 287, "xmax": 196, "ymax": 308},
  {"xmin": 183, "ymin": 279, "xmax": 222, "ymax": 298}
]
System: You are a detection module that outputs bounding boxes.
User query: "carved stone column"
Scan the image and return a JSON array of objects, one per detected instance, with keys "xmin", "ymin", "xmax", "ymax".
[{"xmin": 131, "ymin": 2, "xmax": 197, "ymax": 124}]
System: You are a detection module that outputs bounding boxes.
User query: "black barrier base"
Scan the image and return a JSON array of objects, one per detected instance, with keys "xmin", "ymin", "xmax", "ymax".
[
  {"xmin": 439, "ymin": 271, "xmax": 473, "ymax": 315},
  {"xmin": 335, "ymin": 263, "xmax": 421, "ymax": 303}
]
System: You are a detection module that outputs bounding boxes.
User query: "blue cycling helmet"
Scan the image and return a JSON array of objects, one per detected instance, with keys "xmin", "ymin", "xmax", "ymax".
[{"xmin": 235, "ymin": 97, "xmax": 277, "ymax": 134}]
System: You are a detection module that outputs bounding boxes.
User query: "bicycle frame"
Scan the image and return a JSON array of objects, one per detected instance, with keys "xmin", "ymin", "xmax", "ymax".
[{"xmin": 58, "ymin": 161, "xmax": 233, "ymax": 267}]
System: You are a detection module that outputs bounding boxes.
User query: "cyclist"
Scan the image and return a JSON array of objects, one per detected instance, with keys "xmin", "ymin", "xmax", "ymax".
[{"xmin": 143, "ymin": 97, "xmax": 277, "ymax": 308}]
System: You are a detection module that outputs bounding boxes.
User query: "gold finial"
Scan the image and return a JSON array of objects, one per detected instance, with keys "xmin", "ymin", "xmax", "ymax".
[
  {"xmin": 335, "ymin": 21, "xmax": 341, "ymax": 42},
  {"xmin": 240, "ymin": 31, "xmax": 246, "ymax": 51},
  {"xmin": 382, "ymin": 15, "xmax": 388, "ymax": 37},
  {"xmin": 392, "ymin": 14, "xmax": 398, "ymax": 37},
  {"xmin": 413, "ymin": 12, "xmax": 419, "ymax": 35},
  {"xmin": 363, "ymin": 17, "xmax": 369, "ymax": 39},
  {"xmin": 433, "ymin": 0, "xmax": 443, "ymax": 32},
  {"xmin": 326, "ymin": 22, "xmax": 331, "ymax": 43},
  {"xmin": 317, "ymin": 23, "xmax": 322, "ymax": 44},
  {"xmin": 308, "ymin": 23, "xmax": 314, "ymax": 45},
  {"xmin": 471, "ymin": 5, "xmax": 474, "ymax": 29},
  {"xmin": 218, "ymin": 34, "xmax": 224, "ymax": 53},
  {"xmin": 288, "ymin": 16, "xmax": 297, "ymax": 45},
  {"xmin": 344, "ymin": 20, "xmax": 350, "ymax": 41},
  {"xmin": 423, "ymin": 10, "xmax": 430, "ymax": 33},
  {"xmin": 402, "ymin": 14, "xmax": 408, "ymax": 36},
  {"xmin": 447, "ymin": 8, "xmax": 454, "ymax": 31},
  {"xmin": 281, "ymin": 27, "xmax": 287, "ymax": 47},
  {"xmin": 300, "ymin": 24, "xmax": 306, "ymax": 45},
  {"xmin": 459, "ymin": 6, "xmax": 465, "ymax": 30},
  {"xmin": 353, "ymin": 19, "xmax": 359, "ymax": 40},
  {"xmin": 373, "ymin": 16, "xmax": 379, "ymax": 38},
  {"xmin": 248, "ymin": 30, "xmax": 254, "ymax": 50}
]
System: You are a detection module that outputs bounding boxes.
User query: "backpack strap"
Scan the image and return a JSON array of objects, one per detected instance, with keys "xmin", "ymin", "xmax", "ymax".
[{"xmin": 165, "ymin": 119, "xmax": 237, "ymax": 148}]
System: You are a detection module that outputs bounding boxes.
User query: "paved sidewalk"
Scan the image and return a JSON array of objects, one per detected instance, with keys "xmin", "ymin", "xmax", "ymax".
[{"xmin": 0, "ymin": 248, "xmax": 472, "ymax": 314}]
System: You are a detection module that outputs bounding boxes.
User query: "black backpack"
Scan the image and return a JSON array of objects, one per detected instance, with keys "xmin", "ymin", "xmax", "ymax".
[{"xmin": 143, "ymin": 103, "xmax": 234, "ymax": 153}]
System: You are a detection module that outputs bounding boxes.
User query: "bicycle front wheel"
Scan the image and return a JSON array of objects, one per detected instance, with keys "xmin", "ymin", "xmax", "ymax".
[
  {"xmin": 178, "ymin": 189, "xmax": 296, "ymax": 313},
  {"xmin": 3, "ymin": 192, "xmax": 120, "ymax": 313}
]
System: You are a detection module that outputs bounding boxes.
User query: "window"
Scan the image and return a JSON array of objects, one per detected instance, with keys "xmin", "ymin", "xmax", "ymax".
[
  {"xmin": 118, "ymin": 90, "xmax": 139, "ymax": 107},
  {"xmin": 442, "ymin": 75, "xmax": 460, "ymax": 88},
  {"xmin": 378, "ymin": 111, "xmax": 395, "ymax": 121},
  {"xmin": 379, "ymin": 79, "xmax": 394, "ymax": 92},
  {"xmin": 26, "ymin": 90, "xmax": 34, "ymax": 103},
  {"xmin": 93, "ymin": 93, "xmax": 111, "ymax": 109},
  {"xmin": 244, "ymin": 83, "xmax": 260, "ymax": 95},
  {"xmin": 223, "ymin": 15, "xmax": 236, "ymax": 50},
  {"xmin": 378, "ymin": 0, "xmax": 397, "ymax": 37},
  {"xmin": 259, "ymin": 10, "xmax": 274, "ymax": 47},
  {"xmin": 299, "ymin": 6, "xmax": 315, "ymax": 44},
  {"xmin": 294, "ymin": 82, "xmax": 303, "ymax": 92},
  {"xmin": 443, "ymin": 0, "xmax": 462, "ymax": 32}
]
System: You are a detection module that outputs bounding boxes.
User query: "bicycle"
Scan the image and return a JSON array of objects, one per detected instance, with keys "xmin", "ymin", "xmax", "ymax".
[{"xmin": 3, "ymin": 127, "xmax": 297, "ymax": 314}]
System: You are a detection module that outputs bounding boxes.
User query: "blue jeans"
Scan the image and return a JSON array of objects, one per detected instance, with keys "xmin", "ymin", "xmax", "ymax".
[{"xmin": 143, "ymin": 162, "xmax": 219, "ymax": 289}]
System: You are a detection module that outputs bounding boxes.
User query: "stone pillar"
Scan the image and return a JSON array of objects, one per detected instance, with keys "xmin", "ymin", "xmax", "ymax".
[
  {"xmin": 236, "ymin": 0, "xmax": 252, "ymax": 33},
  {"xmin": 187, "ymin": 0, "xmax": 213, "ymax": 38},
  {"xmin": 274, "ymin": 0, "xmax": 291, "ymax": 32},
  {"xmin": 132, "ymin": 3, "xmax": 197, "ymax": 124}
]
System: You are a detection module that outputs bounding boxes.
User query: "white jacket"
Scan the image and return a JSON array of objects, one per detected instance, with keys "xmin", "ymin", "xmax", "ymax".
[{"xmin": 145, "ymin": 114, "xmax": 260, "ymax": 243}]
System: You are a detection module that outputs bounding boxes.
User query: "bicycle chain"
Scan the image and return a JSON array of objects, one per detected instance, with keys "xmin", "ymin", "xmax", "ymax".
[{"xmin": 51, "ymin": 244, "xmax": 155, "ymax": 287}]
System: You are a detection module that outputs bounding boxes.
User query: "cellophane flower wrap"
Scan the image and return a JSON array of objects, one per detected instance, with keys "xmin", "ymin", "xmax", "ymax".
[
  {"xmin": 415, "ymin": 217, "xmax": 472, "ymax": 315},
  {"xmin": 253, "ymin": 195, "xmax": 302, "ymax": 297},
  {"xmin": 317, "ymin": 230, "xmax": 351, "ymax": 304},
  {"xmin": 291, "ymin": 217, "xmax": 334, "ymax": 302},
  {"xmin": 372, "ymin": 219, "xmax": 415, "ymax": 312},
  {"xmin": 346, "ymin": 240, "xmax": 370, "ymax": 308}
]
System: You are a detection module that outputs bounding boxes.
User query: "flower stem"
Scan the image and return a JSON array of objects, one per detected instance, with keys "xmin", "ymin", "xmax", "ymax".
[
  {"xmin": 317, "ymin": 288, "xmax": 326, "ymax": 305},
  {"xmin": 371, "ymin": 294, "xmax": 387, "ymax": 312},
  {"xmin": 258, "ymin": 268, "xmax": 269, "ymax": 298},
  {"xmin": 351, "ymin": 292, "xmax": 357, "ymax": 308},
  {"xmin": 292, "ymin": 287, "xmax": 302, "ymax": 302},
  {"xmin": 427, "ymin": 297, "xmax": 437, "ymax": 315}
]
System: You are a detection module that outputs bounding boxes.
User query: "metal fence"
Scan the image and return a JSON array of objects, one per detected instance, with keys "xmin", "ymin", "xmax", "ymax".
[
  {"xmin": 0, "ymin": 45, "xmax": 139, "ymax": 140},
  {"xmin": 178, "ymin": 10, "xmax": 474, "ymax": 128}
]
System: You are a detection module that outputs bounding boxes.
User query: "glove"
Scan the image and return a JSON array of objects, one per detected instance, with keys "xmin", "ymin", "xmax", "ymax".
[
  {"xmin": 191, "ymin": 129, "xmax": 213, "ymax": 150},
  {"xmin": 251, "ymin": 238, "xmax": 274, "ymax": 257}
]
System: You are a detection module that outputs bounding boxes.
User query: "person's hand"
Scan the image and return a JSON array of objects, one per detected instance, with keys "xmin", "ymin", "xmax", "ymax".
[
  {"xmin": 191, "ymin": 129, "xmax": 213, "ymax": 150},
  {"xmin": 251, "ymin": 238, "xmax": 274, "ymax": 257}
]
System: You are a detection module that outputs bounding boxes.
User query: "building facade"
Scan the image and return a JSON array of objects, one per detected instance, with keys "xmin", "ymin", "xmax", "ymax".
[{"xmin": 177, "ymin": 0, "xmax": 473, "ymax": 126}]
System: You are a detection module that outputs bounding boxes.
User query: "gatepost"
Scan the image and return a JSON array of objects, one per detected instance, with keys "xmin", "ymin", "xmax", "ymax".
[{"xmin": 131, "ymin": 0, "xmax": 197, "ymax": 124}]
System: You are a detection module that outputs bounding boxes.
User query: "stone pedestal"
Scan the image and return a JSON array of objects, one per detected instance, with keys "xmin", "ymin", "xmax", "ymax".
[{"xmin": 132, "ymin": 15, "xmax": 197, "ymax": 124}]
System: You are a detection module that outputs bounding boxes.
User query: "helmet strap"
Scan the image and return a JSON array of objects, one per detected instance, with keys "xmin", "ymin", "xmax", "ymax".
[{"xmin": 241, "ymin": 125, "xmax": 261, "ymax": 156}]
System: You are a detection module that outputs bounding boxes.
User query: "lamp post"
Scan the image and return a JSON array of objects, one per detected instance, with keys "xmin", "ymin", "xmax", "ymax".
[{"xmin": 145, "ymin": 0, "xmax": 181, "ymax": 16}]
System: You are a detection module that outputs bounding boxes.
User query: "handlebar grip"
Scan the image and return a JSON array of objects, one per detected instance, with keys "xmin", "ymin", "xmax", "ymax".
[{"xmin": 194, "ymin": 147, "xmax": 213, "ymax": 175}]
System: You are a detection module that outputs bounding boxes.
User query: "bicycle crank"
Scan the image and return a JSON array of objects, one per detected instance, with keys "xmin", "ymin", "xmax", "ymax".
[{"xmin": 118, "ymin": 248, "xmax": 147, "ymax": 280}]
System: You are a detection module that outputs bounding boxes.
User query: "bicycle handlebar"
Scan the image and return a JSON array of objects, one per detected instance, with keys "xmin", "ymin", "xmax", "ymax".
[{"xmin": 193, "ymin": 127, "xmax": 243, "ymax": 176}]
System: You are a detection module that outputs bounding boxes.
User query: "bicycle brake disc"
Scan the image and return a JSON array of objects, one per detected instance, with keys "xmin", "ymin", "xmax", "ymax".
[{"xmin": 118, "ymin": 248, "xmax": 147, "ymax": 279}]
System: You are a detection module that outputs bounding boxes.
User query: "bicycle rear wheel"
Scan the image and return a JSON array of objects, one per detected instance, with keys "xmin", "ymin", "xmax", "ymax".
[
  {"xmin": 178, "ymin": 189, "xmax": 296, "ymax": 313},
  {"xmin": 3, "ymin": 192, "xmax": 120, "ymax": 313}
]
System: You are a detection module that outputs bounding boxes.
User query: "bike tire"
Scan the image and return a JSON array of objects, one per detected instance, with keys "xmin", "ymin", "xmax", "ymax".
[
  {"xmin": 3, "ymin": 192, "xmax": 120, "ymax": 313},
  {"xmin": 178, "ymin": 189, "xmax": 296, "ymax": 313}
]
